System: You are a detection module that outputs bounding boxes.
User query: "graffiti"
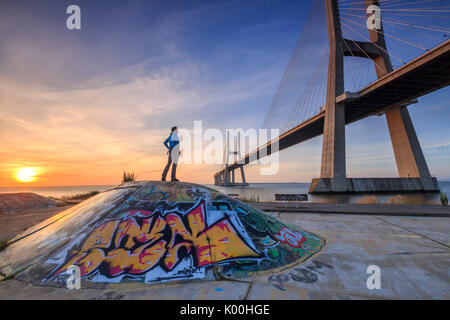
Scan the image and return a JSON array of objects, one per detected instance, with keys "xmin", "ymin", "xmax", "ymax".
[
  {"xmin": 273, "ymin": 227, "xmax": 305, "ymax": 248},
  {"xmin": 130, "ymin": 184, "xmax": 169, "ymax": 202},
  {"xmin": 48, "ymin": 199, "xmax": 259, "ymax": 282},
  {"xmin": 303, "ymin": 260, "xmax": 333, "ymax": 275},
  {"xmin": 268, "ymin": 260, "xmax": 333, "ymax": 291},
  {"xmin": 186, "ymin": 187, "xmax": 207, "ymax": 200},
  {"xmin": 213, "ymin": 195, "xmax": 326, "ymax": 278},
  {"xmin": 290, "ymin": 268, "xmax": 318, "ymax": 283},
  {"xmin": 42, "ymin": 183, "xmax": 326, "ymax": 284},
  {"xmin": 267, "ymin": 274, "xmax": 290, "ymax": 291}
]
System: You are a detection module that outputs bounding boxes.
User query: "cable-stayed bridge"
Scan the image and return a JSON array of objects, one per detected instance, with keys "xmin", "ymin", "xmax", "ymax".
[{"xmin": 214, "ymin": 0, "xmax": 450, "ymax": 193}]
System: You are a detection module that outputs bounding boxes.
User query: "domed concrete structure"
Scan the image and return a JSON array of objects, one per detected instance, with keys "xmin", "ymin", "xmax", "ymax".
[{"xmin": 0, "ymin": 182, "xmax": 325, "ymax": 286}]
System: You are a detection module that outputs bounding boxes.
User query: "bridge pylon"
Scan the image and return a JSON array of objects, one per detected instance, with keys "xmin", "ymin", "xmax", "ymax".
[
  {"xmin": 309, "ymin": 0, "xmax": 439, "ymax": 193},
  {"xmin": 214, "ymin": 131, "xmax": 249, "ymax": 187}
]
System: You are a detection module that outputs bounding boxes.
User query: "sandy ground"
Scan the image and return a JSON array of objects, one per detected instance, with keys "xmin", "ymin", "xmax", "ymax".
[
  {"xmin": 0, "ymin": 205, "xmax": 74, "ymax": 242},
  {"xmin": 0, "ymin": 206, "xmax": 449, "ymax": 300}
]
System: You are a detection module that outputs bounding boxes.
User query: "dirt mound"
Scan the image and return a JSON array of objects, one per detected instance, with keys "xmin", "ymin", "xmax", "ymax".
[{"xmin": 0, "ymin": 193, "xmax": 61, "ymax": 213}]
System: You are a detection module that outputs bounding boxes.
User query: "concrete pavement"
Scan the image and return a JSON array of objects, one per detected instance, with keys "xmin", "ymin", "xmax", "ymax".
[
  {"xmin": 1, "ymin": 210, "xmax": 448, "ymax": 299},
  {"xmin": 250, "ymin": 202, "xmax": 450, "ymax": 217}
]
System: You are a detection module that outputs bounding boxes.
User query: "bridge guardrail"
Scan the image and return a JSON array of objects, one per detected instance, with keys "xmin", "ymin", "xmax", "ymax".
[{"xmin": 275, "ymin": 194, "xmax": 308, "ymax": 208}]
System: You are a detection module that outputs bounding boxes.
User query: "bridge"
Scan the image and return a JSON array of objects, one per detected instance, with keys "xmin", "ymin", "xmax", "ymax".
[{"xmin": 215, "ymin": 0, "xmax": 450, "ymax": 193}]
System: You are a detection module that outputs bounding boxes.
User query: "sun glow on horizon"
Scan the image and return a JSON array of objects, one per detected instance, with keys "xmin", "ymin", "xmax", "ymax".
[{"xmin": 16, "ymin": 167, "xmax": 39, "ymax": 182}]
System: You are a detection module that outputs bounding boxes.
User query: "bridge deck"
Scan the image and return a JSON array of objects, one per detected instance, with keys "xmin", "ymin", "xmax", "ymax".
[{"xmin": 215, "ymin": 40, "xmax": 450, "ymax": 176}]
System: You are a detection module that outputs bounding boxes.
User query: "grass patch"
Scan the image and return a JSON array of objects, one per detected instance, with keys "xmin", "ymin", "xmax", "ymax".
[
  {"xmin": 0, "ymin": 239, "xmax": 10, "ymax": 252},
  {"xmin": 60, "ymin": 190, "xmax": 100, "ymax": 202},
  {"xmin": 440, "ymin": 192, "xmax": 448, "ymax": 206},
  {"xmin": 122, "ymin": 171, "xmax": 137, "ymax": 183}
]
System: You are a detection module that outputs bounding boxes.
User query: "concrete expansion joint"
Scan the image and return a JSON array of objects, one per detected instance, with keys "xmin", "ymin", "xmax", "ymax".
[
  {"xmin": 373, "ymin": 216, "xmax": 450, "ymax": 249},
  {"xmin": 243, "ymin": 275, "xmax": 257, "ymax": 300}
]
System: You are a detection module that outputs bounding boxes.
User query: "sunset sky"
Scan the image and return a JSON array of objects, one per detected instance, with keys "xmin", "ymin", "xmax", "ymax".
[{"xmin": 1, "ymin": 0, "xmax": 449, "ymax": 187}]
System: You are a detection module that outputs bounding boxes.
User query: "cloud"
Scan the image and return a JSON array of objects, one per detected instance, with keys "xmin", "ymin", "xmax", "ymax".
[
  {"xmin": 0, "ymin": 36, "xmax": 283, "ymax": 186},
  {"xmin": 2, "ymin": 0, "xmax": 447, "ymax": 186},
  {"xmin": 423, "ymin": 142, "xmax": 450, "ymax": 150}
]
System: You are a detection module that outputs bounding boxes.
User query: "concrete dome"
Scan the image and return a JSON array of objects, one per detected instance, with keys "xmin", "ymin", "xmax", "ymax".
[{"xmin": 0, "ymin": 181, "xmax": 325, "ymax": 286}]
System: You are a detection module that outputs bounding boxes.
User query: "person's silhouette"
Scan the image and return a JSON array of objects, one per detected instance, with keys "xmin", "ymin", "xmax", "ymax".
[{"xmin": 162, "ymin": 126, "xmax": 180, "ymax": 182}]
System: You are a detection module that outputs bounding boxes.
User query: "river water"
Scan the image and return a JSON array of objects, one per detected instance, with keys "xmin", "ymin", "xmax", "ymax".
[{"xmin": 1, "ymin": 181, "xmax": 448, "ymax": 205}]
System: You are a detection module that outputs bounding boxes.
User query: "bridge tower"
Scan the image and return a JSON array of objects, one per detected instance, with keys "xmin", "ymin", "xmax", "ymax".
[
  {"xmin": 310, "ymin": 0, "xmax": 438, "ymax": 193},
  {"xmin": 214, "ymin": 131, "xmax": 249, "ymax": 186}
]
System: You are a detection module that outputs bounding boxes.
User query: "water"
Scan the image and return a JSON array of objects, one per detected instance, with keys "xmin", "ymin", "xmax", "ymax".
[
  {"xmin": 0, "ymin": 181, "xmax": 448, "ymax": 205},
  {"xmin": 0, "ymin": 185, "xmax": 114, "ymax": 198},
  {"xmin": 206, "ymin": 182, "xmax": 450, "ymax": 205}
]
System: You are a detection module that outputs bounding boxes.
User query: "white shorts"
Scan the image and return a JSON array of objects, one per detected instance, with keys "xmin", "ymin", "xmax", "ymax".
[{"xmin": 170, "ymin": 146, "xmax": 180, "ymax": 164}]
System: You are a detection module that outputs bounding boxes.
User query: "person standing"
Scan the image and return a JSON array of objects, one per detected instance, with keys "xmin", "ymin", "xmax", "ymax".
[{"xmin": 162, "ymin": 126, "xmax": 180, "ymax": 182}]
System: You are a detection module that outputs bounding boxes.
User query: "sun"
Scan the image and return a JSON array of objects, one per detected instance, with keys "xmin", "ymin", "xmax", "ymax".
[{"xmin": 16, "ymin": 168, "xmax": 39, "ymax": 182}]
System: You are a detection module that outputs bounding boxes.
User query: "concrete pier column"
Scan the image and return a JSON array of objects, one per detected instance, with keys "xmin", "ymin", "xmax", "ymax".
[
  {"xmin": 316, "ymin": 0, "xmax": 347, "ymax": 192},
  {"xmin": 309, "ymin": 0, "xmax": 438, "ymax": 194},
  {"xmin": 386, "ymin": 106, "xmax": 435, "ymax": 190},
  {"xmin": 240, "ymin": 166, "xmax": 247, "ymax": 185},
  {"xmin": 320, "ymin": 102, "xmax": 347, "ymax": 191}
]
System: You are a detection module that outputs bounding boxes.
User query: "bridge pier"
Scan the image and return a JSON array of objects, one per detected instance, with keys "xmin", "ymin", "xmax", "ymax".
[
  {"xmin": 214, "ymin": 130, "xmax": 249, "ymax": 186},
  {"xmin": 310, "ymin": 101, "xmax": 439, "ymax": 194},
  {"xmin": 309, "ymin": 177, "xmax": 439, "ymax": 194},
  {"xmin": 309, "ymin": 0, "xmax": 439, "ymax": 194},
  {"xmin": 311, "ymin": 0, "xmax": 347, "ymax": 193},
  {"xmin": 213, "ymin": 2, "xmax": 447, "ymax": 193},
  {"xmin": 214, "ymin": 166, "xmax": 249, "ymax": 187},
  {"xmin": 386, "ymin": 106, "xmax": 436, "ymax": 191}
]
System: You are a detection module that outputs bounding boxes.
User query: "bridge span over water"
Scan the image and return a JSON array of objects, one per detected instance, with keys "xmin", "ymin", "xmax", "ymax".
[{"xmin": 215, "ymin": 0, "xmax": 450, "ymax": 193}]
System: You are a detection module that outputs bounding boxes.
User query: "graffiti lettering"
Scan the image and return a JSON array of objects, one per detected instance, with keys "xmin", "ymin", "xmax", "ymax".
[
  {"xmin": 175, "ymin": 266, "xmax": 197, "ymax": 276},
  {"xmin": 290, "ymin": 269, "xmax": 317, "ymax": 283},
  {"xmin": 49, "ymin": 200, "xmax": 259, "ymax": 281},
  {"xmin": 273, "ymin": 227, "xmax": 305, "ymax": 248},
  {"xmin": 268, "ymin": 260, "xmax": 333, "ymax": 290},
  {"xmin": 267, "ymin": 274, "xmax": 290, "ymax": 291},
  {"xmin": 42, "ymin": 184, "xmax": 326, "ymax": 284},
  {"xmin": 304, "ymin": 260, "xmax": 333, "ymax": 275}
]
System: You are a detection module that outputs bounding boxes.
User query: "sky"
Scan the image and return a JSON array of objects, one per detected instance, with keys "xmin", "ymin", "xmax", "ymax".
[{"xmin": 0, "ymin": 0, "xmax": 449, "ymax": 187}]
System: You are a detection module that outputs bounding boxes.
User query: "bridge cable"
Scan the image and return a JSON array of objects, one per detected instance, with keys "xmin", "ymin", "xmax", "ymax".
[{"xmin": 341, "ymin": 20, "xmax": 406, "ymax": 64}]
